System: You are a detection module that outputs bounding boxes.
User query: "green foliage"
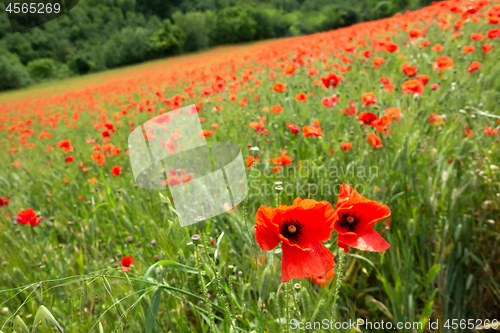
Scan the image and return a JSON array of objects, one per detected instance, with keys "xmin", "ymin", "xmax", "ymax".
[
  {"xmin": 103, "ymin": 27, "xmax": 156, "ymax": 68},
  {"xmin": 149, "ymin": 19, "xmax": 186, "ymax": 56},
  {"xmin": 321, "ymin": 5, "xmax": 360, "ymax": 31},
  {"xmin": 26, "ymin": 58, "xmax": 57, "ymax": 81},
  {"xmin": 0, "ymin": 50, "xmax": 31, "ymax": 91},
  {"xmin": 213, "ymin": 6, "xmax": 258, "ymax": 44},
  {"xmin": 172, "ymin": 11, "xmax": 216, "ymax": 51},
  {"xmin": 0, "ymin": 0, "xmax": 434, "ymax": 91}
]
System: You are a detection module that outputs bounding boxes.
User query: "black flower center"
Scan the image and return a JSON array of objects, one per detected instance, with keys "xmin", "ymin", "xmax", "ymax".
[
  {"xmin": 280, "ymin": 219, "xmax": 303, "ymax": 242},
  {"xmin": 338, "ymin": 212, "xmax": 360, "ymax": 232}
]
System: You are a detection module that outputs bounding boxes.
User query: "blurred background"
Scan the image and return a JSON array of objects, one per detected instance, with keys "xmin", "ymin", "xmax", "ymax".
[{"xmin": 0, "ymin": 0, "xmax": 434, "ymax": 92}]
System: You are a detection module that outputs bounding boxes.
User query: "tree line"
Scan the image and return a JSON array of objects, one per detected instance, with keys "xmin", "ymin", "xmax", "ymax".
[{"xmin": 0, "ymin": 0, "xmax": 433, "ymax": 91}]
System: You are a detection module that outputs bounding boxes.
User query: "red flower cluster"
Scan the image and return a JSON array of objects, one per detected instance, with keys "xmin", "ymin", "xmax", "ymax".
[{"xmin": 255, "ymin": 184, "xmax": 390, "ymax": 282}]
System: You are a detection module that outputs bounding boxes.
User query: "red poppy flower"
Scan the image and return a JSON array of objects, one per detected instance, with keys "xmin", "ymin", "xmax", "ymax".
[
  {"xmin": 433, "ymin": 56, "xmax": 454, "ymax": 71},
  {"xmin": 121, "ymin": 256, "xmax": 134, "ymax": 271},
  {"xmin": 372, "ymin": 115, "xmax": 393, "ymax": 135},
  {"xmin": 14, "ymin": 208, "xmax": 43, "ymax": 227},
  {"xmin": 65, "ymin": 156, "xmax": 75, "ymax": 163},
  {"xmin": 402, "ymin": 80, "xmax": 424, "ymax": 96},
  {"xmin": 402, "ymin": 65, "xmax": 417, "ymax": 77},
  {"xmin": 357, "ymin": 112, "xmax": 378, "ymax": 126},
  {"xmin": 287, "ymin": 123, "xmax": 300, "ymax": 134},
  {"xmin": 271, "ymin": 105, "xmax": 283, "ymax": 113},
  {"xmin": 385, "ymin": 42, "xmax": 399, "ymax": 52},
  {"xmin": 272, "ymin": 151, "xmax": 293, "ymax": 166},
  {"xmin": 385, "ymin": 107, "xmax": 401, "ymax": 121},
  {"xmin": 484, "ymin": 126, "xmax": 499, "ymax": 136},
  {"xmin": 273, "ymin": 82, "xmax": 287, "ymax": 92},
  {"xmin": 367, "ymin": 133, "xmax": 383, "ymax": 149},
  {"xmin": 462, "ymin": 45, "xmax": 475, "ymax": 53},
  {"xmin": 463, "ymin": 126, "xmax": 473, "ymax": 137},
  {"xmin": 467, "ymin": 61, "xmax": 481, "ymax": 74},
  {"xmin": 245, "ymin": 155, "xmax": 260, "ymax": 168},
  {"xmin": 333, "ymin": 183, "xmax": 390, "ymax": 253},
  {"xmin": 56, "ymin": 140, "xmax": 73, "ymax": 153},
  {"xmin": 341, "ymin": 142, "xmax": 352, "ymax": 151},
  {"xmin": 0, "ymin": 197, "xmax": 9, "ymax": 207},
  {"xmin": 361, "ymin": 92, "xmax": 378, "ymax": 107},
  {"xmin": 431, "ymin": 84, "xmax": 440, "ymax": 91},
  {"xmin": 321, "ymin": 94, "xmax": 340, "ymax": 107},
  {"xmin": 429, "ymin": 113, "xmax": 445, "ymax": 124},
  {"xmin": 309, "ymin": 270, "xmax": 336, "ymax": 287},
  {"xmin": 482, "ymin": 44, "xmax": 493, "ymax": 55},
  {"xmin": 341, "ymin": 101, "xmax": 357, "ymax": 116},
  {"xmin": 254, "ymin": 197, "xmax": 336, "ymax": 282},
  {"xmin": 302, "ymin": 119, "xmax": 322, "ymax": 138},
  {"xmin": 373, "ymin": 57, "xmax": 385, "ymax": 68},
  {"xmin": 418, "ymin": 74, "xmax": 429, "ymax": 86},
  {"xmin": 487, "ymin": 28, "xmax": 500, "ymax": 39},
  {"xmin": 111, "ymin": 166, "xmax": 122, "ymax": 176},
  {"xmin": 470, "ymin": 33, "xmax": 484, "ymax": 41},
  {"xmin": 295, "ymin": 93, "xmax": 308, "ymax": 102},
  {"xmin": 432, "ymin": 44, "xmax": 443, "ymax": 52},
  {"xmin": 91, "ymin": 151, "xmax": 106, "ymax": 166},
  {"xmin": 320, "ymin": 72, "xmax": 343, "ymax": 88}
]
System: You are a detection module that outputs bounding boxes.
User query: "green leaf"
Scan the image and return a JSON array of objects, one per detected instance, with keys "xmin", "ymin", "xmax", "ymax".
[
  {"xmin": 32, "ymin": 305, "xmax": 64, "ymax": 333},
  {"xmin": 145, "ymin": 288, "xmax": 162, "ymax": 333},
  {"xmin": 13, "ymin": 315, "xmax": 29, "ymax": 333},
  {"xmin": 418, "ymin": 290, "xmax": 436, "ymax": 333}
]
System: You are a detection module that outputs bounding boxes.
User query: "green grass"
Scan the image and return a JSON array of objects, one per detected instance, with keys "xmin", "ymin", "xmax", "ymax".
[{"xmin": 0, "ymin": 2, "xmax": 500, "ymax": 332}]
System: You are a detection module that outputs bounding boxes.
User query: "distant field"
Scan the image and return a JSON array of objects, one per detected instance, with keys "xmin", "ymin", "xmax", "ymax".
[{"xmin": 0, "ymin": 1, "xmax": 499, "ymax": 332}]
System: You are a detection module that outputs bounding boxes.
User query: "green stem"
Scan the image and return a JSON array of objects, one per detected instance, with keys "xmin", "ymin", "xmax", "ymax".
[
  {"xmin": 201, "ymin": 231, "xmax": 239, "ymax": 332},
  {"xmin": 194, "ymin": 242, "xmax": 217, "ymax": 332},
  {"xmin": 332, "ymin": 248, "xmax": 346, "ymax": 319},
  {"xmin": 284, "ymin": 281, "xmax": 290, "ymax": 333}
]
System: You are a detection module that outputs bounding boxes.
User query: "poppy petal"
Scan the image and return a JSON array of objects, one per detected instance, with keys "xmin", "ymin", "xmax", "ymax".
[
  {"xmin": 335, "ymin": 201, "xmax": 391, "ymax": 232},
  {"xmin": 336, "ymin": 183, "xmax": 369, "ymax": 208},
  {"xmin": 338, "ymin": 228, "xmax": 390, "ymax": 252},
  {"xmin": 254, "ymin": 205, "xmax": 281, "ymax": 251},
  {"xmin": 276, "ymin": 198, "xmax": 335, "ymax": 244},
  {"xmin": 281, "ymin": 242, "xmax": 336, "ymax": 282}
]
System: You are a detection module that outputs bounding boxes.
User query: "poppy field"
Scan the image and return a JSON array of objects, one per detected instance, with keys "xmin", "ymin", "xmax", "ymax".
[{"xmin": 1, "ymin": 0, "xmax": 500, "ymax": 332}]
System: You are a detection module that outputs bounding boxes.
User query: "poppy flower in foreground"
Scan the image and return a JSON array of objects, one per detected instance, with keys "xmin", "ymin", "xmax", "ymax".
[
  {"xmin": 333, "ymin": 184, "xmax": 391, "ymax": 253},
  {"xmin": 255, "ymin": 197, "xmax": 336, "ymax": 282},
  {"xmin": 0, "ymin": 197, "xmax": 9, "ymax": 207},
  {"xmin": 14, "ymin": 208, "xmax": 43, "ymax": 227},
  {"xmin": 121, "ymin": 256, "xmax": 134, "ymax": 271}
]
